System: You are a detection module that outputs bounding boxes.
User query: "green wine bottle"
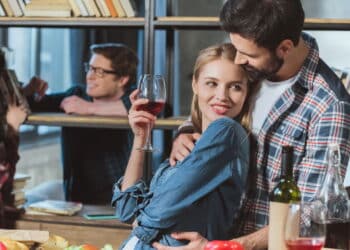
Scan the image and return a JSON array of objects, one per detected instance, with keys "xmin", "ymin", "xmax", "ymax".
[
  {"xmin": 268, "ymin": 146, "xmax": 301, "ymax": 250},
  {"xmin": 270, "ymin": 146, "xmax": 301, "ymax": 203}
]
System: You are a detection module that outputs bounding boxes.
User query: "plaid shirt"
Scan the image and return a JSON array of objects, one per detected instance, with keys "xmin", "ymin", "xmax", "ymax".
[{"xmin": 239, "ymin": 33, "xmax": 350, "ymax": 234}]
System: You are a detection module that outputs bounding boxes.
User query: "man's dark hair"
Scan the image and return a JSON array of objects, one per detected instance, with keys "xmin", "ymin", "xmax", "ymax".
[
  {"xmin": 90, "ymin": 43, "xmax": 139, "ymax": 88},
  {"xmin": 220, "ymin": 0, "xmax": 305, "ymax": 51}
]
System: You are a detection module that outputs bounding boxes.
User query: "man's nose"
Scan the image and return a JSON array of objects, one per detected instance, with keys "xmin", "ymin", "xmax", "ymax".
[{"xmin": 235, "ymin": 52, "xmax": 248, "ymax": 65}]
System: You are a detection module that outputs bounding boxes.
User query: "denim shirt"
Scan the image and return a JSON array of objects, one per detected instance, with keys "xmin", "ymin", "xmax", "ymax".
[{"xmin": 112, "ymin": 117, "xmax": 250, "ymax": 250}]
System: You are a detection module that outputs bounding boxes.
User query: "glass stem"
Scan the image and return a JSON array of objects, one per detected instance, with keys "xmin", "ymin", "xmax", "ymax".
[{"xmin": 145, "ymin": 123, "xmax": 152, "ymax": 150}]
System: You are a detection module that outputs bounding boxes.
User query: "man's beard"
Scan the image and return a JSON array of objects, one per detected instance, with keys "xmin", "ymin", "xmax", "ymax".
[{"xmin": 243, "ymin": 54, "xmax": 284, "ymax": 82}]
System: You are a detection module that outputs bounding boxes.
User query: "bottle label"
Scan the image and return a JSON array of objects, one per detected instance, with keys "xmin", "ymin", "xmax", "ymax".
[{"xmin": 268, "ymin": 202, "xmax": 298, "ymax": 250}]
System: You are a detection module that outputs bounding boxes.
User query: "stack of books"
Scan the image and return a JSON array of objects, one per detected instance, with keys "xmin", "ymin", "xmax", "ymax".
[
  {"xmin": 0, "ymin": 0, "xmax": 137, "ymax": 18},
  {"xmin": 12, "ymin": 173, "xmax": 31, "ymax": 209}
]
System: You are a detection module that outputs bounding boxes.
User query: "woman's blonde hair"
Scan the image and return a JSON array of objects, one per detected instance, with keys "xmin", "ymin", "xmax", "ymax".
[{"xmin": 190, "ymin": 43, "xmax": 260, "ymax": 133}]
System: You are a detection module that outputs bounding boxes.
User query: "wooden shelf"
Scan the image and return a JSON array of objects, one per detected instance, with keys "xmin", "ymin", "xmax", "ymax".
[
  {"xmin": 0, "ymin": 17, "xmax": 145, "ymax": 28},
  {"xmin": 155, "ymin": 17, "xmax": 350, "ymax": 30},
  {"xmin": 25, "ymin": 112, "xmax": 186, "ymax": 130}
]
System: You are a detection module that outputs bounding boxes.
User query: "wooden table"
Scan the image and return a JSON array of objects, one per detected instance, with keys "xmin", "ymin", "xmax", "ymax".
[{"xmin": 14, "ymin": 205, "xmax": 132, "ymax": 248}]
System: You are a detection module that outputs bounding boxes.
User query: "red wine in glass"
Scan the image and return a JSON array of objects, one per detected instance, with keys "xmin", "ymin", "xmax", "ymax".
[
  {"xmin": 138, "ymin": 101, "xmax": 165, "ymax": 116},
  {"xmin": 286, "ymin": 238, "xmax": 324, "ymax": 250},
  {"xmin": 137, "ymin": 74, "xmax": 167, "ymax": 151}
]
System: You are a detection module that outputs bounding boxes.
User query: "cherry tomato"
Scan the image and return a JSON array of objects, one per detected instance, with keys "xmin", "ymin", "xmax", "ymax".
[
  {"xmin": 0, "ymin": 242, "xmax": 7, "ymax": 250},
  {"xmin": 205, "ymin": 240, "xmax": 244, "ymax": 250},
  {"xmin": 80, "ymin": 244, "xmax": 99, "ymax": 250}
]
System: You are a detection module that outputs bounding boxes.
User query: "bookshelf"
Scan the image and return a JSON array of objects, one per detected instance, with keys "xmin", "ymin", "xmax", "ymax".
[
  {"xmin": 0, "ymin": 1, "xmax": 349, "ymax": 129},
  {"xmin": 154, "ymin": 16, "xmax": 350, "ymax": 30},
  {"xmin": 0, "ymin": 17, "xmax": 144, "ymax": 27}
]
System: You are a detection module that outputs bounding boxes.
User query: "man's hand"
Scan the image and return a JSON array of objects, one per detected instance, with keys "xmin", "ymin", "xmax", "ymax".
[
  {"xmin": 233, "ymin": 226, "xmax": 268, "ymax": 250},
  {"xmin": 169, "ymin": 133, "xmax": 201, "ymax": 166},
  {"xmin": 22, "ymin": 76, "xmax": 48, "ymax": 100},
  {"xmin": 152, "ymin": 232, "xmax": 208, "ymax": 250},
  {"xmin": 60, "ymin": 96, "xmax": 93, "ymax": 115}
]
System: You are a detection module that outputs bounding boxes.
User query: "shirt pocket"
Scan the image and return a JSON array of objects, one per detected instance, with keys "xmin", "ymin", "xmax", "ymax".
[{"xmin": 276, "ymin": 122, "xmax": 307, "ymax": 148}]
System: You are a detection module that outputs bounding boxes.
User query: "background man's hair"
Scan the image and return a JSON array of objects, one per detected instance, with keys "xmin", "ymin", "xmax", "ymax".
[{"xmin": 90, "ymin": 43, "xmax": 139, "ymax": 87}]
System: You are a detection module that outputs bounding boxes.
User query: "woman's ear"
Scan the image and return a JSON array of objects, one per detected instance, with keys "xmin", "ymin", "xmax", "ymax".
[
  {"xmin": 192, "ymin": 77, "xmax": 198, "ymax": 95},
  {"xmin": 276, "ymin": 39, "xmax": 294, "ymax": 58}
]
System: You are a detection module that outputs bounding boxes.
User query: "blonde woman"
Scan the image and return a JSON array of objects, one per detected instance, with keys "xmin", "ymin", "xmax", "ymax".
[{"xmin": 113, "ymin": 43, "xmax": 259, "ymax": 249}]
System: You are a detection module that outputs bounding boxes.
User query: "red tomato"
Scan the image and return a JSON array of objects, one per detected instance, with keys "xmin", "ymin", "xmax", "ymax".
[
  {"xmin": 205, "ymin": 240, "xmax": 244, "ymax": 250},
  {"xmin": 80, "ymin": 244, "xmax": 99, "ymax": 250},
  {"xmin": 0, "ymin": 242, "xmax": 7, "ymax": 250}
]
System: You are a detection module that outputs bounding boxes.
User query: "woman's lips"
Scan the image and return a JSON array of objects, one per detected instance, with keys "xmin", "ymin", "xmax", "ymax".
[{"xmin": 211, "ymin": 104, "xmax": 230, "ymax": 115}]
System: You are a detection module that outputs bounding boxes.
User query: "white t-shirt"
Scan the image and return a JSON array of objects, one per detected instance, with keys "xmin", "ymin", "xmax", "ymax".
[{"xmin": 251, "ymin": 74, "xmax": 299, "ymax": 136}]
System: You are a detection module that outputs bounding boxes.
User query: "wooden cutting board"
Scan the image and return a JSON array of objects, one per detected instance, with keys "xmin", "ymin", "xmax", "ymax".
[{"xmin": 0, "ymin": 229, "xmax": 49, "ymax": 243}]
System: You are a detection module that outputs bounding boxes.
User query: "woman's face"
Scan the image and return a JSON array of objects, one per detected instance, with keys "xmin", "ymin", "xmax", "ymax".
[{"xmin": 193, "ymin": 58, "xmax": 248, "ymax": 131}]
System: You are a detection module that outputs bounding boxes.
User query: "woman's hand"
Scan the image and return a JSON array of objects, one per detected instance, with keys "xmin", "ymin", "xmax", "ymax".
[
  {"xmin": 6, "ymin": 104, "xmax": 28, "ymax": 131},
  {"xmin": 128, "ymin": 89, "xmax": 156, "ymax": 139},
  {"xmin": 152, "ymin": 232, "xmax": 208, "ymax": 250}
]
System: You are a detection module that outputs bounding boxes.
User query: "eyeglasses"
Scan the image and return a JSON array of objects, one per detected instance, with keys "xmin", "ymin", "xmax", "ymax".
[{"xmin": 84, "ymin": 62, "xmax": 118, "ymax": 78}]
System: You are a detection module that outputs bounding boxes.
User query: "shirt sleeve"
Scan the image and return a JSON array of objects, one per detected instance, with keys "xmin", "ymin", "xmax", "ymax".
[
  {"xmin": 297, "ymin": 101, "xmax": 350, "ymax": 200},
  {"xmin": 138, "ymin": 118, "xmax": 249, "ymax": 229},
  {"xmin": 28, "ymin": 86, "xmax": 85, "ymax": 112},
  {"xmin": 112, "ymin": 177, "xmax": 150, "ymax": 224}
]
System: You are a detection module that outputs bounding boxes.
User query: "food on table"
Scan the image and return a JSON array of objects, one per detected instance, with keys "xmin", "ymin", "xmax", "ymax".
[{"xmin": 0, "ymin": 239, "xmax": 29, "ymax": 250}]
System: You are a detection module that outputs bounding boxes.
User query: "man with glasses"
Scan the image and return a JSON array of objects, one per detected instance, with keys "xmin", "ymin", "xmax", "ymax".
[{"xmin": 24, "ymin": 43, "xmax": 138, "ymax": 204}]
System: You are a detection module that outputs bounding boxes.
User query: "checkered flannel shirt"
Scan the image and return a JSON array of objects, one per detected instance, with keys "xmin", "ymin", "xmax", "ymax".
[{"xmin": 238, "ymin": 32, "xmax": 350, "ymax": 235}]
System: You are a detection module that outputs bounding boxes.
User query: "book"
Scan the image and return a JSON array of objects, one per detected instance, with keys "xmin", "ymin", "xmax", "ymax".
[
  {"xmin": 16, "ymin": 0, "xmax": 26, "ymax": 14},
  {"xmin": 27, "ymin": 200, "xmax": 83, "ymax": 216},
  {"xmin": 68, "ymin": 0, "xmax": 81, "ymax": 16},
  {"xmin": 82, "ymin": 0, "xmax": 94, "ymax": 16},
  {"xmin": 88, "ymin": 0, "xmax": 101, "ymax": 17},
  {"xmin": 119, "ymin": 0, "xmax": 136, "ymax": 17},
  {"xmin": 95, "ymin": 0, "xmax": 109, "ymax": 16},
  {"xmin": 112, "ymin": 0, "xmax": 125, "ymax": 17},
  {"xmin": 11, "ymin": 190, "xmax": 25, "ymax": 202},
  {"xmin": 1, "ymin": 0, "xmax": 14, "ymax": 17},
  {"xmin": 13, "ymin": 173, "xmax": 31, "ymax": 190},
  {"xmin": 8, "ymin": 0, "xmax": 23, "ymax": 16},
  {"xmin": 0, "ymin": 3, "xmax": 6, "ymax": 16},
  {"xmin": 75, "ymin": 0, "xmax": 89, "ymax": 16},
  {"xmin": 14, "ymin": 173, "xmax": 31, "ymax": 182},
  {"xmin": 13, "ymin": 180, "xmax": 27, "ymax": 190},
  {"xmin": 24, "ymin": 0, "xmax": 72, "ymax": 17},
  {"xmin": 105, "ymin": 0, "xmax": 117, "ymax": 17}
]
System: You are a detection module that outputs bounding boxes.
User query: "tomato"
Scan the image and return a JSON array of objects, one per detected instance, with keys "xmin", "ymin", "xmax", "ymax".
[
  {"xmin": 80, "ymin": 244, "xmax": 99, "ymax": 250},
  {"xmin": 0, "ymin": 242, "xmax": 7, "ymax": 250},
  {"xmin": 205, "ymin": 240, "xmax": 244, "ymax": 250}
]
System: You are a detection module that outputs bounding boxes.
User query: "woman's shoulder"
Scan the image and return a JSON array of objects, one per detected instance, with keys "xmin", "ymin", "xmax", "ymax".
[{"xmin": 206, "ymin": 117, "xmax": 246, "ymax": 135}]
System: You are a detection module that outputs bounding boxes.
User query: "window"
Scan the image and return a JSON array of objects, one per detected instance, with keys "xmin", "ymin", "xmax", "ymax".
[{"xmin": 8, "ymin": 27, "xmax": 72, "ymax": 135}]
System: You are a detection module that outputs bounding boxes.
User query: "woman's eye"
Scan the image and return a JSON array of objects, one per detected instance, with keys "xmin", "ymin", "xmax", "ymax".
[
  {"xmin": 230, "ymin": 84, "xmax": 242, "ymax": 91},
  {"xmin": 206, "ymin": 81, "xmax": 217, "ymax": 87}
]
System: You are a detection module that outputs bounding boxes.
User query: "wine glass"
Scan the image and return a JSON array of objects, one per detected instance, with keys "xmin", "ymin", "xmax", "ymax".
[
  {"xmin": 285, "ymin": 202, "xmax": 326, "ymax": 250},
  {"xmin": 137, "ymin": 74, "xmax": 166, "ymax": 151}
]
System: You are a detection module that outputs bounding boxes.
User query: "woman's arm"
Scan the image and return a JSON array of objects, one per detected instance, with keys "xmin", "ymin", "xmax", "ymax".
[
  {"xmin": 113, "ymin": 90, "xmax": 156, "ymax": 222},
  {"xmin": 120, "ymin": 90, "xmax": 156, "ymax": 190},
  {"xmin": 139, "ymin": 118, "xmax": 249, "ymax": 228}
]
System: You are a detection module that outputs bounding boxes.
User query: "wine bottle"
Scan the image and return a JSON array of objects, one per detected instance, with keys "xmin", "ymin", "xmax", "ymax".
[
  {"xmin": 268, "ymin": 146, "xmax": 301, "ymax": 250},
  {"xmin": 314, "ymin": 143, "xmax": 350, "ymax": 249}
]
